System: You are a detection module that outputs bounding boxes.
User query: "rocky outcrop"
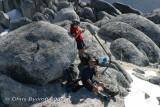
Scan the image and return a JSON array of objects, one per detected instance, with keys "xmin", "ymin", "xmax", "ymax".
[
  {"xmin": 144, "ymin": 9, "xmax": 160, "ymax": 24},
  {"xmin": 112, "ymin": 2, "xmax": 142, "ymax": 15},
  {"xmin": 32, "ymin": 12, "xmax": 47, "ymax": 22},
  {"xmin": 79, "ymin": 7, "xmax": 96, "ymax": 22},
  {"xmin": 0, "ymin": 75, "xmax": 37, "ymax": 107},
  {"xmin": 94, "ymin": 67, "xmax": 130, "ymax": 96},
  {"xmin": 54, "ymin": 20, "xmax": 71, "ymax": 31},
  {"xmin": 9, "ymin": 17, "xmax": 32, "ymax": 31},
  {"xmin": 32, "ymin": 0, "xmax": 46, "ymax": 12},
  {"xmin": 53, "ymin": 8, "xmax": 79, "ymax": 23},
  {"xmin": 110, "ymin": 38, "xmax": 149, "ymax": 66},
  {"xmin": 0, "ymin": 11, "xmax": 10, "ymax": 28},
  {"xmin": 97, "ymin": 11, "xmax": 114, "ymax": 20},
  {"xmin": 48, "ymin": 1, "xmax": 57, "ymax": 13},
  {"xmin": 57, "ymin": 1, "xmax": 72, "ymax": 11},
  {"xmin": 0, "ymin": 21, "xmax": 77, "ymax": 85},
  {"xmin": 94, "ymin": 17, "xmax": 109, "ymax": 27},
  {"xmin": 0, "ymin": 25, "xmax": 4, "ymax": 33},
  {"xmin": 91, "ymin": 0, "xmax": 121, "ymax": 16},
  {"xmin": 98, "ymin": 22, "xmax": 160, "ymax": 63},
  {"xmin": 20, "ymin": 0, "xmax": 37, "ymax": 19},
  {"xmin": 80, "ymin": 22, "xmax": 100, "ymax": 33},
  {"xmin": 42, "ymin": 8, "xmax": 55, "ymax": 23},
  {"xmin": 0, "ymin": 0, "xmax": 3, "ymax": 11},
  {"xmin": 107, "ymin": 14, "xmax": 160, "ymax": 48},
  {"xmin": 2, "ymin": 0, "xmax": 15, "ymax": 12},
  {"xmin": 149, "ymin": 76, "xmax": 160, "ymax": 86},
  {"xmin": 133, "ymin": 68, "xmax": 145, "ymax": 74}
]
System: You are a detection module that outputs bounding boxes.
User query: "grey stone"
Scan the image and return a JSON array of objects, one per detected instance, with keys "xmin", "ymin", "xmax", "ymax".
[
  {"xmin": 32, "ymin": 12, "xmax": 47, "ymax": 22},
  {"xmin": 9, "ymin": 17, "xmax": 32, "ymax": 31},
  {"xmin": 0, "ymin": 75, "xmax": 37, "ymax": 107},
  {"xmin": 0, "ymin": 102, "xmax": 4, "ymax": 107},
  {"xmin": 106, "ymin": 14, "xmax": 160, "ymax": 48},
  {"xmin": 0, "ymin": 24, "xmax": 4, "ymax": 33},
  {"xmin": 0, "ymin": 21, "xmax": 77, "ymax": 85},
  {"xmin": 43, "ymin": 8, "xmax": 55, "ymax": 23},
  {"xmin": 94, "ymin": 67, "xmax": 131, "ymax": 96},
  {"xmin": 110, "ymin": 38, "xmax": 149, "ymax": 66},
  {"xmin": 132, "ymin": 72, "xmax": 148, "ymax": 81},
  {"xmin": 94, "ymin": 17, "xmax": 109, "ymax": 27},
  {"xmin": 80, "ymin": 22, "xmax": 100, "ymax": 32},
  {"xmin": 157, "ymin": 97, "xmax": 160, "ymax": 105},
  {"xmin": 79, "ymin": 2, "xmax": 86, "ymax": 8},
  {"xmin": 149, "ymin": 76, "xmax": 160, "ymax": 86},
  {"xmin": 2, "ymin": 0, "xmax": 15, "ymax": 12},
  {"xmin": 113, "ymin": 2, "xmax": 142, "ymax": 15},
  {"xmin": 98, "ymin": 22, "xmax": 160, "ymax": 63},
  {"xmin": 33, "ymin": 0, "xmax": 46, "ymax": 12},
  {"xmin": 91, "ymin": 0, "xmax": 121, "ymax": 16},
  {"xmin": 145, "ymin": 93, "xmax": 150, "ymax": 99},
  {"xmin": 13, "ymin": 0, "xmax": 21, "ymax": 10},
  {"xmin": 97, "ymin": 11, "xmax": 114, "ymax": 20},
  {"xmin": 53, "ymin": 8, "xmax": 79, "ymax": 23},
  {"xmin": 57, "ymin": 1, "xmax": 72, "ymax": 11},
  {"xmin": 79, "ymin": 7, "xmax": 96, "ymax": 22},
  {"xmin": 0, "ymin": 0, "xmax": 3, "ymax": 11},
  {"xmin": 54, "ymin": 20, "xmax": 71, "ymax": 31},
  {"xmin": 48, "ymin": 1, "xmax": 57, "ymax": 13},
  {"xmin": 0, "ymin": 11, "xmax": 10, "ymax": 28},
  {"xmin": 133, "ymin": 68, "xmax": 145, "ymax": 74},
  {"xmin": 20, "ymin": 0, "xmax": 37, "ymax": 19},
  {"xmin": 144, "ymin": 9, "xmax": 160, "ymax": 24}
]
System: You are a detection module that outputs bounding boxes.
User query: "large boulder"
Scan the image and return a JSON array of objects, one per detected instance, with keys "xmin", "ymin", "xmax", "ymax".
[
  {"xmin": 94, "ymin": 17, "xmax": 109, "ymax": 27},
  {"xmin": 144, "ymin": 9, "xmax": 160, "ymax": 24},
  {"xmin": 54, "ymin": 20, "xmax": 71, "ymax": 31},
  {"xmin": 112, "ymin": 2, "xmax": 142, "ymax": 15},
  {"xmin": 0, "ymin": 11, "xmax": 10, "ymax": 28},
  {"xmin": 106, "ymin": 14, "xmax": 160, "ymax": 47},
  {"xmin": 80, "ymin": 22, "xmax": 100, "ymax": 32},
  {"xmin": 13, "ymin": 0, "xmax": 21, "ymax": 10},
  {"xmin": 2, "ymin": 0, "xmax": 15, "ymax": 12},
  {"xmin": 91, "ymin": 0, "xmax": 121, "ymax": 16},
  {"xmin": 57, "ymin": 1, "xmax": 72, "ymax": 11},
  {"xmin": 48, "ymin": 1, "xmax": 57, "ymax": 13},
  {"xmin": 149, "ymin": 76, "xmax": 160, "ymax": 86},
  {"xmin": 0, "ymin": 21, "xmax": 77, "ymax": 85},
  {"xmin": 20, "ymin": 0, "xmax": 37, "ymax": 19},
  {"xmin": 9, "ymin": 17, "xmax": 32, "ymax": 31},
  {"xmin": 0, "ymin": 75, "xmax": 37, "ymax": 107},
  {"xmin": 99, "ymin": 22, "xmax": 160, "ymax": 63},
  {"xmin": 42, "ymin": 8, "xmax": 55, "ymax": 23},
  {"xmin": 94, "ymin": 67, "xmax": 131, "ymax": 96},
  {"xmin": 79, "ymin": 7, "xmax": 96, "ymax": 22},
  {"xmin": 110, "ymin": 38, "xmax": 149, "ymax": 66},
  {"xmin": 32, "ymin": 0, "xmax": 46, "ymax": 12},
  {"xmin": 32, "ymin": 12, "xmax": 47, "ymax": 22},
  {"xmin": 0, "ymin": 0, "xmax": 3, "ymax": 11},
  {"xmin": 0, "ymin": 25, "xmax": 4, "ymax": 33},
  {"xmin": 53, "ymin": 8, "xmax": 79, "ymax": 23},
  {"xmin": 97, "ymin": 11, "xmax": 114, "ymax": 20}
]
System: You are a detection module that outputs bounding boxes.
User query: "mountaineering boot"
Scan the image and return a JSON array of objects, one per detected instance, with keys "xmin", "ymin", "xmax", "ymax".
[
  {"xmin": 103, "ymin": 87, "xmax": 119, "ymax": 97},
  {"xmin": 97, "ymin": 92, "xmax": 111, "ymax": 101}
]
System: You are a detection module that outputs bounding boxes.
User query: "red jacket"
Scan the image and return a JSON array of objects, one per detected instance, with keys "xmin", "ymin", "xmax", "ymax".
[{"xmin": 70, "ymin": 27, "xmax": 83, "ymax": 41}]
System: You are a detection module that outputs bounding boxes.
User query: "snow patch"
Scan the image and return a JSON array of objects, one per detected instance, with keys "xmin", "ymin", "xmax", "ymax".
[
  {"xmin": 125, "ymin": 70, "xmax": 160, "ymax": 107},
  {"xmin": 144, "ymin": 71, "xmax": 157, "ymax": 77}
]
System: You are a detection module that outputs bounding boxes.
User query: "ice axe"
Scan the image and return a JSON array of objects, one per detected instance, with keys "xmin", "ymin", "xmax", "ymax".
[{"xmin": 86, "ymin": 25, "xmax": 112, "ymax": 64}]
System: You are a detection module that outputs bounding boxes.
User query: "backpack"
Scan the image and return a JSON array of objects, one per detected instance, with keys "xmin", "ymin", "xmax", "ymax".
[{"xmin": 63, "ymin": 64, "xmax": 82, "ymax": 93}]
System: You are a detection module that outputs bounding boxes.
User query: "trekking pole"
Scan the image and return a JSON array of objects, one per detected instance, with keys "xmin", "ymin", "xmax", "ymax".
[{"xmin": 86, "ymin": 25, "xmax": 112, "ymax": 64}]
